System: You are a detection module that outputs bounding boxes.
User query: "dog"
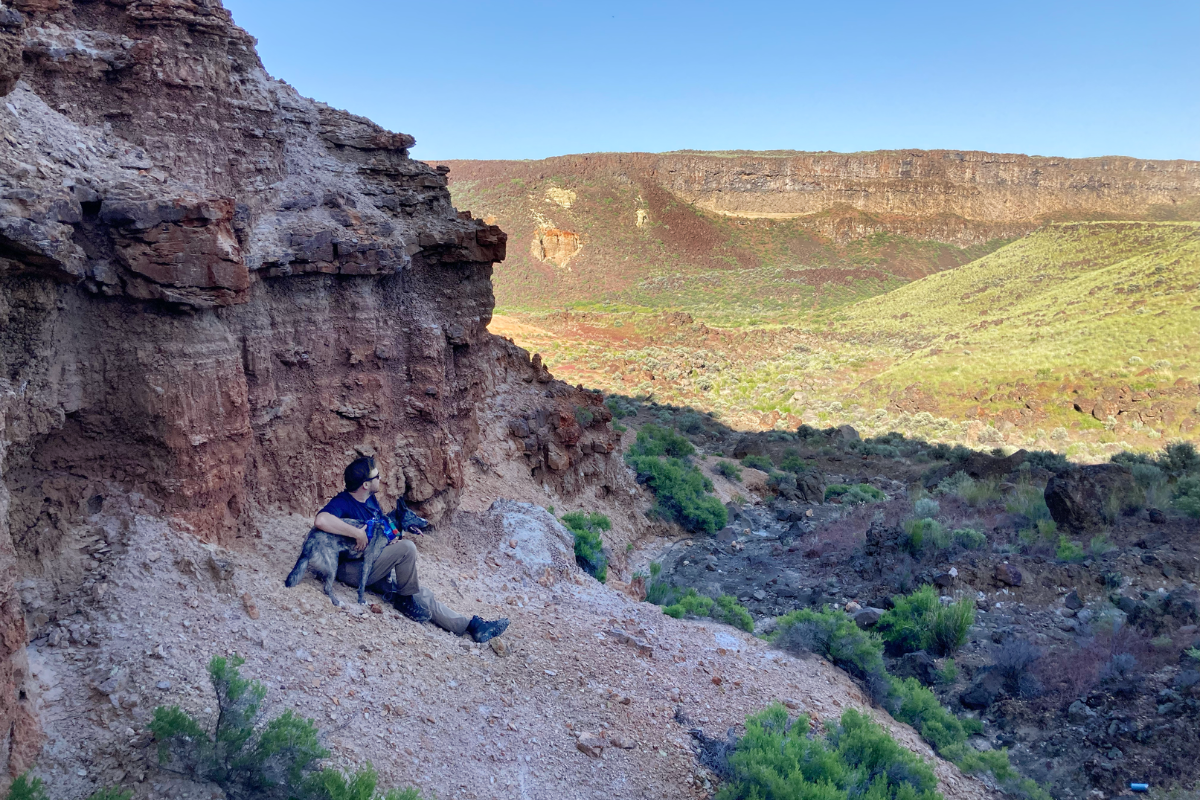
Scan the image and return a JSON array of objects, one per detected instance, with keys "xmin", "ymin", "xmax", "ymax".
[{"xmin": 284, "ymin": 515, "xmax": 395, "ymax": 606}]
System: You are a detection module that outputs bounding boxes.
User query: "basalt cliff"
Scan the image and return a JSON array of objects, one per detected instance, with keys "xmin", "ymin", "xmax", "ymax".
[{"xmin": 0, "ymin": 0, "xmax": 625, "ymax": 777}]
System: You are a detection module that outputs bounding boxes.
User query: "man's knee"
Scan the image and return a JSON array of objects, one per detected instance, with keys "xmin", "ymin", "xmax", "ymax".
[{"xmin": 396, "ymin": 538, "xmax": 417, "ymax": 560}]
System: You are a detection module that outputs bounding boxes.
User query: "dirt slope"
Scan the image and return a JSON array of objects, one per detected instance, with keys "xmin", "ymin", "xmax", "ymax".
[{"xmin": 22, "ymin": 494, "xmax": 997, "ymax": 800}]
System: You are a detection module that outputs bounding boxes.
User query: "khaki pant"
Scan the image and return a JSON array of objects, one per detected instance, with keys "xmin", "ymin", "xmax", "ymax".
[{"xmin": 337, "ymin": 538, "xmax": 471, "ymax": 636}]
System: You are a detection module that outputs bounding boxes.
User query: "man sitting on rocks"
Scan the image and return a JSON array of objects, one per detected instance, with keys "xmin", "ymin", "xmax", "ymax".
[{"xmin": 315, "ymin": 456, "xmax": 509, "ymax": 644}]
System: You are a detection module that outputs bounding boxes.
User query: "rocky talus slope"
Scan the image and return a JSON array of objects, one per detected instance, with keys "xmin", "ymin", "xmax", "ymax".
[{"xmin": 0, "ymin": 2, "xmax": 994, "ymax": 798}]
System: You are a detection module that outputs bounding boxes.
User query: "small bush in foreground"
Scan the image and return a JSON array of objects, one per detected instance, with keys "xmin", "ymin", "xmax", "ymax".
[
  {"xmin": 903, "ymin": 518, "xmax": 948, "ymax": 554},
  {"xmin": 715, "ymin": 705, "xmax": 941, "ymax": 800},
  {"xmin": 740, "ymin": 454, "xmax": 773, "ymax": 472},
  {"xmin": 826, "ymin": 483, "xmax": 887, "ymax": 505},
  {"xmin": 4, "ymin": 777, "xmax": 131, "ymax": 800},
  {"xmin": 952, "ymin": 527, "xmax": 986, "ymax": 549},
  {"xmin": 714, "ymin": 595, "xmax": 755, "ymax": 632},
  {"xmin": 878, "ymin": 586, "xmax": 975, "ymax": 657},
  {"xmin": 661, "ymin": 589, "xmax": 754, "ymax": 632},
  {"xmin": 715, "ymin": 460, "xmax": 743, "ymax": 482},
  {"xmin": 562, "ymin": 511, "xmax": 610, "ymax": 583},
  {"xmin": 150, "ymin": 655, "xmax": 423, "ymax": 800},
  {"xmin": 1173, "ymin": 474, "xmax": 1200, "ymax": 519},
  {"xmin": 305, "ymin": 765, "xmax": 425, "ymax": 800},
  {"xmin": 1055, "ymin": 535, "xmax": 1086, "ymax": 563},
  {"xmin": 913, "ymin": 497, "xmax": 940, "ymax": 519},
  {"xmin": 775, "ymin": 608, "xmax": 889, "ymax": 692},
  {"xmin": 1005, "ymin": 484, "xmax": 1051, "ymax": 522},
  {"xmin": 151, "ymin": 655, "xmax": 327, "ymax": 798},
  {"xmin": 662, "ymin": 588, "xmax": 714, "ymax": 619}
]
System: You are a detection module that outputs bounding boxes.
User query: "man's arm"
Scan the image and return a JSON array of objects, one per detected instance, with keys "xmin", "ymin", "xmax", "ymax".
[{"xmin": 314, "ymin": 512, "xmax": 368, "ymax": 552}]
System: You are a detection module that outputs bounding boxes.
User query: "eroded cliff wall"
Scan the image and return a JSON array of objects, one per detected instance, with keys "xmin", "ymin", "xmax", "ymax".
[
  {"xmin": 0, "ymin": 0, "xmax": 623, "ymax": 776},
  {"xmin": 445, "ymin": 150, "xmax": 1200, "ymax": 247}
]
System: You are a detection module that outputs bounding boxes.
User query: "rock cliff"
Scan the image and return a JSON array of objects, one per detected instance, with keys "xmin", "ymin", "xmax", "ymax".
[
  {"xmin": 0, "ymin": 0, "xmax": 623, "ymax": 777},
  {"xmin": 446, "ymin": 150, "xmax": 1200, "ymax": 247}
]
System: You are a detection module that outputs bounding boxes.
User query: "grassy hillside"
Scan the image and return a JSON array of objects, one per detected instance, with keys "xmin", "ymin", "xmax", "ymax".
[
  {"xmin": 490, "ymin": 222, "xmax": 1200, "ymax": 457},
  {"xmin": 441, "ymin": 160, "xmax": 1010, "ymax": 322}
]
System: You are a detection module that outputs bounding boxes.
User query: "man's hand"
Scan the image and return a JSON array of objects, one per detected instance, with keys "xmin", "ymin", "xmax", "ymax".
[{"xmin": 315, "ymin": 512, "xmax": 369, "ymax": 551}]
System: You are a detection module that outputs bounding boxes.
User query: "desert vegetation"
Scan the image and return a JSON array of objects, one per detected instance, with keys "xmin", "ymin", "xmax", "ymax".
[{"xmin": 149, "ymin": 655, "xmax": 425, "ymax": 800}]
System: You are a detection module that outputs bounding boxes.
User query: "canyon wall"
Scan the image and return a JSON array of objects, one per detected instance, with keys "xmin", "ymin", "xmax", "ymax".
[
  {"xmin": 444, "ymin": 150, "xmax": 1200, "ymax": 246},
  {"xmin": 0, "ymin": 0, "xmax": 622, "ymax": 776}
]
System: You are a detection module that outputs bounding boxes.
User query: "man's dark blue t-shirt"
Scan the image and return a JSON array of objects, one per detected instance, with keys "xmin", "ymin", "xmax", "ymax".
[{"xmin": 319, "ymin": 492, "xmax": 386, "ymax": 528}]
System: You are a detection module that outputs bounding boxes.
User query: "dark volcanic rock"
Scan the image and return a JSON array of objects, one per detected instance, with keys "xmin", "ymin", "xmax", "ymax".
[
  {"xmin": 1045, "ymin": 464, "xmax": 1136, "ymax": 532},
  {"xmin": 924, "ymin": 449, "xmax": 1029, "ymax": 488},
  {"xmin": 995, "ymin": 563, "xmax": 1024, "ymax": 587}
]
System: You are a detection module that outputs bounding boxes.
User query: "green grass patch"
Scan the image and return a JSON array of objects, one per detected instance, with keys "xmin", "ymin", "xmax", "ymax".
[{"xmin": 715, "ymin": 460, "xmax": 743, "ymax": 482}]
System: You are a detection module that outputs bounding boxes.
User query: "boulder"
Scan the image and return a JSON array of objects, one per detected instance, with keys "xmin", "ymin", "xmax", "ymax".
[
  {"xmin": 1064, "ymin": 590, "xmax": 1083, "ymax": 610},
  {"xmin": 995, "ymin": 563, "xmax": 1023, "ymax": 587},
  {"xmin": 924, "ymin": 449, "xmax": 1029, "ymax": 488},
  {"xmin": 1044, "ymin": 463, "xmax": 1136, "ymax": 532},
  {"xmin": 854, "ymin": 608, "xmax": 885, "ymax": 629},
  {"xmin": 960, "ymin": 671, "xmax": 1005, "ymax": 709},
  {"xmin": 488, "ymin": 500, "xmax": 576, "ymax": 583},
  {"xmin": 895, "ymin": 651, "xmax": 939, "ymax": 685}
]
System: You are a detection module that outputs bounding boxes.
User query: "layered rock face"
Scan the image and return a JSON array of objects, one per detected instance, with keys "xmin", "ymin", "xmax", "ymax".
[
  {"xmin": 0, "ymin": 0, "xmax": 620, "ymax": 776},
  {"xmin": 445, "ymin": 150, "xmax": 1200, "ymax": 246}
]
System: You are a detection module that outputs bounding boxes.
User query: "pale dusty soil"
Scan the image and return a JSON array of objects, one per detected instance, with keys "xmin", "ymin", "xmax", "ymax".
[{"xmin": 24, "ymin": 499, "xmax": 997, "ymax": 800}]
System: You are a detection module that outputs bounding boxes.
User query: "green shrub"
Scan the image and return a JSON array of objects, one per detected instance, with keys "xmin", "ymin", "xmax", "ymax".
[
  {"xmin": 1024, "ymin": 450, "xmax": 1069, "ymax": 473},
  {"xmin": 5, "ymin": 775, "xmax": 47, "ymax": 800},
  {"xmin": 1160, "ymin": 441, "xmax": 1200, "ymax": 478},
  {"xmin": 1172, "ymin": 474, "xmax": 1200, "ymax": 519},
  {"xmin": 1005, "ymin": 484, "xmax": 1051, "ymax": 521},
  {"xmin": 151, "ymin": 654, "xmax": 328, "ymax": 798},
  {"xmin": 715, "ymin": 460, "xmax": 743, "ymax": 482},
  {"xmin": 1089, "ymin": 535, "xmax": 1116, "ymax": 556},
  {"xmin": 644, "ymin": 562, "xmax": 675, "ymax": 605},
  {"xmin": 662, "ymin": 588, "xmax": 714, "ymax": 619},
  {"xmin": 825, "ymin": 483, "xmax": 886, "ymax": 505},
  {"xmin": 888, "ymin": 677, "xmax": 980, "ymax": 752},
  {"xmin": 149, "ymin": 656, "xmax": 425, "ymax": 800},
  {"xmin": 952, "ymin": 528, "xmax": 986, "ymax": 549},
  {"xmin": 629, "ymin": 423, "xmax": 695, "ymax": 458},
  {"xmin": 878, "ymin": 586, "xmax": 974, "ymax": 657},
  {"xmin": 777, "ymin": 453, "xmax": 813, "ymax": 473},
  {"xmin": 562, "ymin": 511, "xmax": 610, "ymax": 583},
  {"xmin": 740, "ymin": 454, "xmax": 774, "ymax": 472},
  {"xmin": 1036, "ymin": 518, "xmax": 1057, "ymax": 539},
  {"xmin": 627, "ymin": 454, "xmax": 728, "ymax": 533},
  {"xmin": 714, "ymin": 595, "xmax": 755, "ymax": 632},
  {"xmin": 305, "ymin": 765, "xmax": 425, "ymax": 800},
  {"xmin": 960, "ymin": 476, "xmax": 1002, "ymax": 507},
  {"xmin": 83, "ymin": 791, "xmax": 133, "ymax": 800},
  {"xmin": 1056, "ymin": 535, "xmax": 1086, "ymax": 562},
  {"xmin": 661, "ymin": 590, "xmax": 754, "ymax": 632},
  {"xmin": 715, "ymin": 705, "xmax": 942, "ymax": 800},
  {"xmin": 936, "ymin": 659, "xmax": 958, "ymax": 684},
  {"xmin": 775, "ymin": 608, "xmax": 888, "ymax": 688},
  {"xmin": 903, "ymin": 518, "xmax": 948, "ymax": 554},
  {"xmin": 913, "ymin": 497, "xmax": 940, "ymax": 519},
  {"xmin": 935, "ymin": 471, "xmax": 973, "ymax": 496},
  {"xmin": 626, "ymin": 425, "xmax": 726, "ymax": 533},
  {"xmin": 573, "ymin": 406, "xmax": 595, "ymax": 427}
]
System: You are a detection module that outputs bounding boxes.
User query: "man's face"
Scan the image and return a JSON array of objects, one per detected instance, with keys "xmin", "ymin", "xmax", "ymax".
[{"xmin": 364, "ymin": 468, "xmax": 381, "ymax": 495}]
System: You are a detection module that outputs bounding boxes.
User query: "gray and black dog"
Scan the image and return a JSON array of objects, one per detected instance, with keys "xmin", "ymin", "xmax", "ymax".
[{"xmin": 284, "ymin": 516, "xmax": 392, "ymax": 606}]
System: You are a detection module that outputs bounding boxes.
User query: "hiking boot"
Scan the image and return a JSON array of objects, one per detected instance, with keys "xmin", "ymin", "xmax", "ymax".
[
  {"xmin": 370, "ymin": 578, "xmax": 399, "ymax": 603},
  {"xmin": 466, "ymin": 615, "xmax": 509, "ymax": 644},
  {"xmin": 394, "ymin": 594, "xmax": 431, "ymax": 623}
]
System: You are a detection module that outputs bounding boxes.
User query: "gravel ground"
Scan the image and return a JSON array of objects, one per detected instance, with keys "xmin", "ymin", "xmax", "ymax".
[{"xmin": 24, "ymin": 504, "xmax": 997, "ymax": 800}]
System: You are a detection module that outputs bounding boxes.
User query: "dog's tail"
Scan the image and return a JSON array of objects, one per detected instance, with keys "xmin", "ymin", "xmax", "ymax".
[{"xmin": 285, "ymin": 530, "xmax": 319, "ymax": 587}]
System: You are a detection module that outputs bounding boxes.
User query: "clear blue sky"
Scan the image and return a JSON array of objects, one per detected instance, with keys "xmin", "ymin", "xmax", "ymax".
[{"xmin": 223, "ymin": 0, "xmax": 1199, "ymax": 161}]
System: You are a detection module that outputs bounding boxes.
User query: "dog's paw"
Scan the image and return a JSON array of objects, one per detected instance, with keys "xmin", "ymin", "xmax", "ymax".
[{"xmin": 331, "ymin": 598, "xmax": 342, "ymax": 607}]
